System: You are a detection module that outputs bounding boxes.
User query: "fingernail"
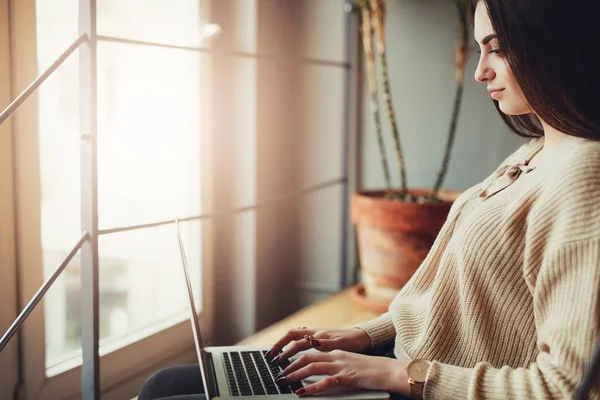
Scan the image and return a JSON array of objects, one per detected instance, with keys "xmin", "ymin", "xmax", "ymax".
[
  {"xmin": 275, "ymin": 376, "xmax": 287, "ymax": 385},
  {"xmin": 296, "ymin": 388, "xmax": 306, "ymax": 396},
  {"xmin": 312, "ymin": 339, "xmax": 321, "ymax": 347},
  {"xmin": 265, "ymin": 351, "xmax": 273, "ymax": 360},
  {"xmin": 275, "ymin": 372, "xmax": 285, "ymax": 380},
  {"xmin": 271, "ymin": 355, "xmax": 280, "ymax": 364}
]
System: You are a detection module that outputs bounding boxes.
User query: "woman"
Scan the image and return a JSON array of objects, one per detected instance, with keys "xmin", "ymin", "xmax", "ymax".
[{"xmin": 139, "ymin": 0, "xmax": 600, "ymax": 398}]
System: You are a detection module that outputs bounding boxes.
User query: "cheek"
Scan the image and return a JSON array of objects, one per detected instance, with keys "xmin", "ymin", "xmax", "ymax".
[
  {"xmin": 497, "ymin": 88, "xmax": 531, "ymax": 115},
  {"xmin": 506, "ymin": 72, "xmax": 523, "ymax": 97},
  {"xmin": 500, "ymin": 64, "xmax": 532, "ymax": 115}
]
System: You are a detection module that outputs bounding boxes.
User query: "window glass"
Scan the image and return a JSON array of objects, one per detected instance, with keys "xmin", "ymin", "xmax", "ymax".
[{"xmin": 36, "ymin": 0, "xmax": 203, "ymax": 374}]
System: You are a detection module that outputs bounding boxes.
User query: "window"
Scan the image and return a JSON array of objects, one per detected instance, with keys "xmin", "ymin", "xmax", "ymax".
[
  {"xmin": 6, "ymin": 1, "xmax": 352, "ymax": 399},
  {"xmin": 7, "ymin": 0, "xmax": 212, "ymax": 397}
]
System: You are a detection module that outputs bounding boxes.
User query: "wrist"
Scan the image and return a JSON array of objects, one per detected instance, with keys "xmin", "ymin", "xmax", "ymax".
[
  {"xmin": 350, "ymin": 327, "xmax": 373, "ymax": 350},
  {"xmin": 388, "ymin": 360, "xmax": 411, "ymax": 396}
]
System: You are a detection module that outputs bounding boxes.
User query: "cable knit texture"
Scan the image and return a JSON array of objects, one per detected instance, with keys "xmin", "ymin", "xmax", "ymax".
[{"xmin": 354, "ymin": 137, "xmax": 600, "ymax": 399}]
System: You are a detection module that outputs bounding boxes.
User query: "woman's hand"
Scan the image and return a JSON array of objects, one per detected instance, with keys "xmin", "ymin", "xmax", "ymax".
[
  {"xmin": 275, "ymin": 349, "xmax": 410, "ymax": 397},
  {"xmin": 265, "ymin": 327, "xmax": 372, "ymax": 363}
]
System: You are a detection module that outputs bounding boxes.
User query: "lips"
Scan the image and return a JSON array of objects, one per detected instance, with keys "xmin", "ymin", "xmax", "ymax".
[{"xmin": 488, "ymin": 88, "xmax": 504, "ymax": 100}]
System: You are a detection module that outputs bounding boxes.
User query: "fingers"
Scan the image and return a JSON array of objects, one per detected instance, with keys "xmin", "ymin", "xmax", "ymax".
[
  {"xmin": 265, "ymin": 328, "xmax": 316, "ymax": 361},
  {"xmin": 280, "ymin": 352, "xmax": 332, "ymax": 377},
  {"xmin": 276, "ymin": 361, "xmax": 332, "ymax": 386},
  {"xmin": 295, "ymin": 374, "xmax": 346, "ymax": 397},
  {"xmin": 308, "ymin": 336, "xmax": 338, "ymax": 352},
  {"xmin": 277, "ymin": 334, "xmax": 322, "ymax": 363}
]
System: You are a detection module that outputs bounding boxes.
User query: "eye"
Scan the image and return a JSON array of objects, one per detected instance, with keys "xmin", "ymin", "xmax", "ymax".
[{"xmin": 477, "ymin": 49, "xmax": 503, "ymax": 56}]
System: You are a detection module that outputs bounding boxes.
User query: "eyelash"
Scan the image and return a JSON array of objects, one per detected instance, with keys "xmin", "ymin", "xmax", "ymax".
[{"xmin": 477, "ymin": 49, "xmax": 503, "ymax": 55}]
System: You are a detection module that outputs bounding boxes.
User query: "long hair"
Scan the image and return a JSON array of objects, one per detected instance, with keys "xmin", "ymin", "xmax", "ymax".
[{"xmin": 470, "ymin": 0, "xmax": 600, "ymax": 140}]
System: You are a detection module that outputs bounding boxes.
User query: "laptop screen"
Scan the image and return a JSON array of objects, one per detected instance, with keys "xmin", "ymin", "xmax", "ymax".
[{"xmin": 175, "ymin": 219, "xmax": 211, "ymax": 393}]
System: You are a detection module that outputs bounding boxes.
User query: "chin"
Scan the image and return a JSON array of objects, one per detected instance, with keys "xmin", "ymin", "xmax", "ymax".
[{"xmin": 496, "ymin": 100, "xmax": 530, "ymax": 116}]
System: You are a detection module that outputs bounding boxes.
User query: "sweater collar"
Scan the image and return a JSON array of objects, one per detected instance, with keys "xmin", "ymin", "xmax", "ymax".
[{"xmin": 479, "ymin": 142, "xmax": 544, "ymax": 200}]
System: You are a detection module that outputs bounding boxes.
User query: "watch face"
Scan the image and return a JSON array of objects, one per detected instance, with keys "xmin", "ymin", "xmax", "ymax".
[{"xmin": 407, "ymin": 359, "xmax": 430, "ymax": 382}]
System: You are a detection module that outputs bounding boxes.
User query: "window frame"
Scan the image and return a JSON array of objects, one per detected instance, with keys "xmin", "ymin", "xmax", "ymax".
[
  {"xmin": 0, "ymin": 0, "xmax": 20, "ymax": 397},
  {"xmin": 7, "ymin": 0, "xmax": 216, "ymax": 398}
]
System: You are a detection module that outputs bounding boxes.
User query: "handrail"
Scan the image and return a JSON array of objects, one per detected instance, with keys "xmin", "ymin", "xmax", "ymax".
[
  {"xmin": 98, "ymin": 177, "xmax": 347, "ymax": 235},
  {"xmin": 0, "ymin": 34, "xmax": 87, "ymax": 126},
  {"xmin": 0, "ymin": 232, "xmax": 89, "ymax": 353}
]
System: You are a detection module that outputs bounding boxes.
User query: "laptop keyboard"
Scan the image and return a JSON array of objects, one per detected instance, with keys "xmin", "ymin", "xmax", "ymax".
[{"xmin": 222, "ymin": 350, "xmax": 304, "ymax": 396}]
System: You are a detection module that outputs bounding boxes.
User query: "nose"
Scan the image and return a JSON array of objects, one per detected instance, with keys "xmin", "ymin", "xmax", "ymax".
[{"xmin": 474, "ymin": 57, "xmax": 495, "ymax": 83}]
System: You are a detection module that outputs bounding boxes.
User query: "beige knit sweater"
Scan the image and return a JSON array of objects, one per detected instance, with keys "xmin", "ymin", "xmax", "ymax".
[{"xmin": 355, "ymin": 137, "xmax": 600, "ymax": 399}]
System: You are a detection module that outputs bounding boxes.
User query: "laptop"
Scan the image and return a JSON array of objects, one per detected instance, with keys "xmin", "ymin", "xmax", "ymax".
[{"xmin": 175, "ymin": 219, "xmax": 389, "ymax": 399}]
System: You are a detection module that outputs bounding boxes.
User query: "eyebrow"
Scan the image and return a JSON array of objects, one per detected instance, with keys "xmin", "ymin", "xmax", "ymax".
[{"xmin": 475, "ymin": 34, "xmax": 498, "ymax": 45}]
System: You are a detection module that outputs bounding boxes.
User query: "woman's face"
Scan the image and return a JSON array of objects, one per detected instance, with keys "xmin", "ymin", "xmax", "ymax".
[{"xmin": 473, "ymin": 2, "xmax": 531, "ymax": 115}]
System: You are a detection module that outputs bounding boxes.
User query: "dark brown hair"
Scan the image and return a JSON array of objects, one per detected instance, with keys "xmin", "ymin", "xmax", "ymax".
[{"xmin": 470, "ymin": 0, "xmax": 600, "ymax": 140}]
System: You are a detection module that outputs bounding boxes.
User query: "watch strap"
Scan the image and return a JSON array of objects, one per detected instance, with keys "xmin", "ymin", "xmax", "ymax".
[{"xmin": 408, "ymin": 378, "xmax": 424, "ymax": 400}]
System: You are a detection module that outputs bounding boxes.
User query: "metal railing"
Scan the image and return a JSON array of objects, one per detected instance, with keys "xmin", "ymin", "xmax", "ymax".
[
  {"xmin": 0, "ymin": 34, "xmax": 88, "ymax": 126},
  {"xmin": 0, "ymin": 232, "xmax": 89, "ymax": 354}
]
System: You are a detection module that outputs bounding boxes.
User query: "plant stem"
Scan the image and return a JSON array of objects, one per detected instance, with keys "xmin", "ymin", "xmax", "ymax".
[
  {"xmin": 371, "ymin": 0, "xmax": 408, "ymax": 199},
  {"xmin": 359, "ymin": 0, "xmax": 392, "ymax": 193},
  {"xmin": 431, "ymin": 82, "xmax": 464, "ymax": 200},
  {"xmin": 430, "ymin": 0, "xmax": 469, "ymax": 201},
  {"xmin": 369, "ymin": 92, "xmax": 392, "ymax": 193}
]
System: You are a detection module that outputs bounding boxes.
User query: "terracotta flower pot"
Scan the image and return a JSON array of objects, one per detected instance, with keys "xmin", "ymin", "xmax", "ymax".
[{"xmin": 351, "ymin": 189, "xmax": 460, "ymax": 307}]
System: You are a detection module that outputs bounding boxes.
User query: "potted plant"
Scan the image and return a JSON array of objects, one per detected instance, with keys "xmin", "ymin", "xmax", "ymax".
[{"xmin": 351, "ymin": 0, "xmax": 469, "ymax": 310}]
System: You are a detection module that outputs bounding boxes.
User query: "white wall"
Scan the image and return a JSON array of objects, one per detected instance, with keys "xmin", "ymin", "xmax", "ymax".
[{"xmin": 359, "ymin": 0, "xmax": 524, "ymax": 192}]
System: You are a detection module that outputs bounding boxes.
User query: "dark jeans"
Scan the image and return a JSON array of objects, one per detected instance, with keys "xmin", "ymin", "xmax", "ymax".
[
  {"xmin": 138, "ymin": 364, "xmax": 206, "ymax": 400},
  {"xmin": 138, "ymin": 359, "xmax": 412, "ymax": 400}
]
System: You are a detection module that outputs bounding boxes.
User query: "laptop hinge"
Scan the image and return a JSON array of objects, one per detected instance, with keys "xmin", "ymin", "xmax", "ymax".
[{"xmin": 202, "ymin": 350, "xmax": 220, "ymax": 398}]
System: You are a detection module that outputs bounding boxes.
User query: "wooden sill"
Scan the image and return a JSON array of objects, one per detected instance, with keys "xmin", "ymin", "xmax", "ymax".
[{"xmin": 237, "ymin": 288, "xmax": 381, "ymax": 346}]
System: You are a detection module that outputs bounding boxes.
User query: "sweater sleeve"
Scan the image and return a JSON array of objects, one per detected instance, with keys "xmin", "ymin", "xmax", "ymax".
[
  {"xmin": 423, "ymin": 238, "xmax": 600, "ymax": 399},
  {"xmin": 350, "ymin": 312, "xmax": 396, "ymax": 348}
]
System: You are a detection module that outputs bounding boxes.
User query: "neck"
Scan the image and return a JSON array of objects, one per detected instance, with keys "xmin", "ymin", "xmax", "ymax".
[
  {"xmin": 540, "ymin": 119, "xmax": 576, "ymax": 150},
  {"xmin": 526, "ymin": 117, "xmax": 578, "ymax": 167}
]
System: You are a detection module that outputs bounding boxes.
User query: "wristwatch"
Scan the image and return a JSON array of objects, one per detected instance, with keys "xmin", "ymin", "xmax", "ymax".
[{"xmin": 406, "ymin": 359, "xmax": 432, "ymax": 400}]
